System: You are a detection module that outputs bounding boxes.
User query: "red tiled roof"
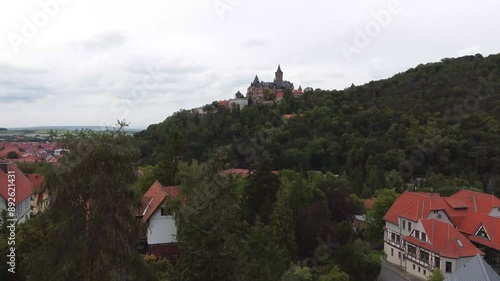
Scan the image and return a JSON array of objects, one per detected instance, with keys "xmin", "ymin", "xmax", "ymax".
[
  {"xmin": 0, "ymin": 163, "xmax": 34, "ymax": 205},
  {"xmin": 405, "ymin": 219, "xmax": 484, "ymax": 259},
  {"xmin": 223, "ymin": 169, "xmax": 250, "ymax": 177},
  {"xmin": 386, "ymin": 190, "xmax": 500, "ymax": 253},
  {"xmin": 218, "ymin": 100, "xmax": 230, "ymax": 106},
  {"xmin": 458, "ymin": 211, "xmax": 500, "ymax": 251},
  {"xmin": 451, "ymin": 190, "xmax": 500, "ymax": 214},
  {"xmin": 293, "ymin": 90, "xmax": 303, "ymax": 95},
  {"xmin": 283, "ymin": 114, "xmax": 304, "ymax": 119},
  {"xmin": 383, "ymin": 191, "xmax": 442, "ymax": 225},
  {"xmin": 27, "ymin": 174, "xmax": 44, "ymax": 187},
  {"xmin": 443, "ymin": 197, "xmax": 469, "ymax": 209},
  {"xmin": 139, "ymin": 181, "xmax": 179, "ymax": 222},
  {"xmin": 364, "ymin": 198, "xmax": 375, "ymax": 210}
]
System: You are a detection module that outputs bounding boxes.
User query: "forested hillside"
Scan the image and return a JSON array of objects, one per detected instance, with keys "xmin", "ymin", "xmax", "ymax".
[{"xmin": 135, "ymin": 53, "xmax": 500, "ymax": 196}]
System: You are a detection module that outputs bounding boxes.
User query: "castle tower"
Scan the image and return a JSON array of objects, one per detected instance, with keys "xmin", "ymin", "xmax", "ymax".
[{"xmin": 275, "ymin": 65, "xmax": 283, "ymax": 83}]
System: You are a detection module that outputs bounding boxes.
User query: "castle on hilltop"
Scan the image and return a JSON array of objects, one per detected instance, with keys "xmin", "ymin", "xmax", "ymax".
[
  {"xmin": 193, "ymin": 65, "xmax": 304, "ymax": 114},
  {"xmin": 246, "ymin": 65, "xmax": 302, "ymax": 102}
]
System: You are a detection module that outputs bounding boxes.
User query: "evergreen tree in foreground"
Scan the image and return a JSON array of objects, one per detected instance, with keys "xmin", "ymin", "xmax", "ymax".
[
  {"xmin": 22, "ymin": 124, "xmax": 155, "ymax": 281},
  {"xmin": 175, "ymin": 148, "xmax": 243, "ymax": 281}
]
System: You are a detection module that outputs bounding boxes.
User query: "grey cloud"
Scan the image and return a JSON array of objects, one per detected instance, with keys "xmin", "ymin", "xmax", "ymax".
[
  {"xmin": 240, "ymin": 39, "xmax": 268, "ymax": 48},
  {"xmin": 0, "ymin": 63, "xmax": 52, "ymax": 103},
  {"xmin": 72, "ymin": 32, "xmax": 128, "ymax": 52}
]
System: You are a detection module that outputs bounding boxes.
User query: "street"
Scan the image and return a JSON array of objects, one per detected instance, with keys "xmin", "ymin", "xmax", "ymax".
[{"xmin": 377, "ymin": 264, "xmax": 408, "ymax": 281}]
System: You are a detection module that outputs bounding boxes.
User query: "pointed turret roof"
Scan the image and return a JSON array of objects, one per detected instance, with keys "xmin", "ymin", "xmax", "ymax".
[
  {"xmin": 298, "ymin": 85, "xmax": 302, "ymax": 91},
  {"xmin": 252, "ymin": 75, "xmax": 260, "ymax": 85},
  {"xmin": 276, "ymin": 65, "xmax": 282, "ymax": 73}
]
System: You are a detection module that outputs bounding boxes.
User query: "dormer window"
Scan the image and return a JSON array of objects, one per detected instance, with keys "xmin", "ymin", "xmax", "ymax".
[{"xmin": 475, "ymin": 225, "xmax": 490, "ymax": 240}]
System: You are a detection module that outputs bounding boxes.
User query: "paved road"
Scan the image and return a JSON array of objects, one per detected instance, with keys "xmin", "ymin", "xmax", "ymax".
[{"xmin": 378, "ymin": 264, "xmax": 408, "ymax": 281}]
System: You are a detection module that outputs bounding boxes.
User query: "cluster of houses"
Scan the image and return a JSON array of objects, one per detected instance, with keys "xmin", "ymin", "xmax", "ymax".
[
  {"xmin": 0, "ymin": 142, "xmax": 64, "ymax": 163},
  {"xmin": 6, "ymin": 152, "xmax": 500, "ymax": 280},
  {"xmin": 383, "ymin": 190, "xmax": 500, "ymax": 280}
]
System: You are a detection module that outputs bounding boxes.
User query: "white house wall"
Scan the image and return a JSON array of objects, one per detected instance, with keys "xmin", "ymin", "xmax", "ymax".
[
  {"xmin": 14, "ymin": 197, "xmax": 31, "ymax": 223},
  {"xmin": 426, "ymin": 210, "xmax": 453, "ymax": 225},
  {"xmin": 147, "ymin": 208, "xmax": 177, "ymax": 245},
  {"xmin": 489, "ymin": 207, "xmax": 500, "ymax": 217}
]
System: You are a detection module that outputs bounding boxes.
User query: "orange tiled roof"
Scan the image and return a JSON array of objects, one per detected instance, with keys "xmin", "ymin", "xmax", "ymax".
[
  {"xmin": 139, "ymin": 180, "xmax": 179, "ymax": 222},
  {"xmin": 364, "ymin": 198, "xmax": 375, "ymax": 210},
  {"xmin": 405, "ymin": 219, "xmax": 484, "ymax": 259},
  {"xmin": 0, "ymin": 163, "xmax": 34, "ymax": 205},
  {"xmin": 27, "ymin": 174, "xmax": 44, "ymax": 187},
  {"xmin": 383, "ymin": 191, "xmax": 443, "ymax": 225},
  {"xmin": 386, "ymin": 190, "xmax": 500, "ymax": 253},
  {"xmin": 451, "ymin": 190, "xmax": 500, "ymax": 214},
  {"xmin": 223, "ymin": 169, "xmax": 250, "ymax": 177}
]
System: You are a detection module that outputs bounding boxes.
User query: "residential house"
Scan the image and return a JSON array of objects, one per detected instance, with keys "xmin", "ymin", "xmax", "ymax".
[
  {"xmin": 137, "ymin": 180, "xmax": 180, "ymax": 259},
  {"xmin": 0, "ymin": 163, "xmax": 34, "ymax": 223},
  {"xmin": 403, "ymin": 219, "xmax": 482, "ymax": 277},
  {"xmin": 28, "ymin": 174, "xmax": 49, "ymax": 216},
  {"xmin": 384, "ymin": 190, "xmax": 500, "ymax": 279}
]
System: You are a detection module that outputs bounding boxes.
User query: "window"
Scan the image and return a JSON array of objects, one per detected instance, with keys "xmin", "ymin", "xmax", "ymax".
[
  {"xmin": 424, "ymin": 269, "xmax": 426, "ymax": 275},
  {"xmin": 408, "ymin": 245, "xmax": 417, "ymax": 257},
  {"xmin": 413, "ymin": 264, "xmax": 416, "ymax": 270},
  {"xmin": 408, "ymin": 222, "xmax": 412, "ymax": 231},
  {"xmin": 391, "ymin": 232, "xmax": 396, "ymax": 242},
  {"xmin": 435, "ymin": 257, "xmax": 441, "ymax": 268},
  {"xmin": 403, "ymin": 220, "xmax": 406, "ymax": 230},
  {"xmin": 420, "ymin": 250, "xmax": 429, "ymax": 264},
  {"xmin": 391, "ymin": 248, "xmax": 394, "ymax": 256},
  {"xmin": 398, "ymin": 251, "xmax": 401, "ymax": 259},
  {"xmin": 421, "ymin": 232, "xmax": 427, "ymax": 241},
  {"xmin": 415, "ymin": 230, "xmax": 420, "ymax": 238},
  {"xmin": 456, "ymin": 239, "xmax": 463, "ymax": 247},
  {"xmin": 476, "ymin": 226, "xmax": 490, "ymax": 240},
  {"xmin": 445, "ymin": 262, "xmax": 452, "ymax": 273},
  {"xmin": 433, "ymin": 210, "xmax": 438, "ymax": 214},
  {"xmin": 418, "ymin": 267, "xmax": 421, "ymax": 273}
]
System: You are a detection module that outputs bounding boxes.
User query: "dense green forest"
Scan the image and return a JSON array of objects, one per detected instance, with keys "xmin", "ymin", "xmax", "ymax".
[{"xmin": 135, "ymin": 53, "xmax": 500, "ymax": 197}]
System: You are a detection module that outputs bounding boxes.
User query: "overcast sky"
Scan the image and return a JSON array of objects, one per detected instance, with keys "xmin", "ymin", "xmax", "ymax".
[{"xmin": 1, "ymin": 0, "xmax": 500, "ymax": 128}]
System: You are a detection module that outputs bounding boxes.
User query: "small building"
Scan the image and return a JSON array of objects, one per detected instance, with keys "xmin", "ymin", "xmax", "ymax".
[{"xmin": 137, "ymin": 180, "xmax": 180, "ymax": 259}]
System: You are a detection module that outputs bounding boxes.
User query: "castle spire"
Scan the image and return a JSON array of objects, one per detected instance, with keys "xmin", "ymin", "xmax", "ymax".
[
  {"xmin": 275, "ymin": 65, "xmax": 283, "ymax": 83},
  {"xmin": 252, "ymin": 75, "xmax": 260, "ymax": 85}
]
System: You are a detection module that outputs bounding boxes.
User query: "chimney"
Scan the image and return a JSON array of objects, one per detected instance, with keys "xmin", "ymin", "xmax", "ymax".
[{"xmin": 0, "ymin": 163, "xmax": 7, "ymax": 173}]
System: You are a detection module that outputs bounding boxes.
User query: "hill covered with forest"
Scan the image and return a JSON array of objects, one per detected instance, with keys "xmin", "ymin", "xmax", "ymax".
[{"xmin": 135, "ymin": 53, "xmax": 500, "ymax": 197}]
